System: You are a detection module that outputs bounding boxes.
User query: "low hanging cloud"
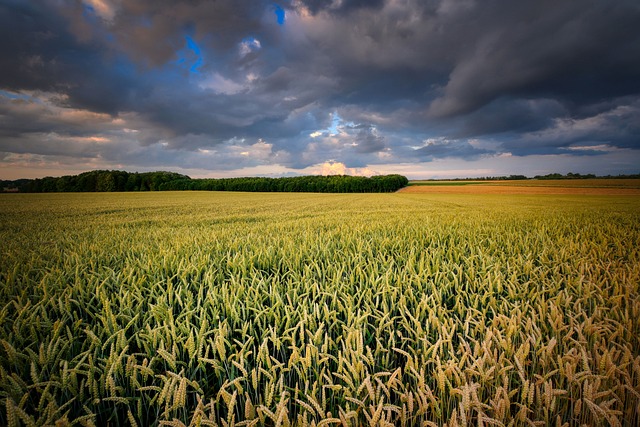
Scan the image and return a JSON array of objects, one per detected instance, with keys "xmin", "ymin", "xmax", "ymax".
[
  {"xmin": 317, "ymin": 161, "xmax": 377, "ymax": 177},
  {"xmin": 1, "ymin": 0, "xmax": 639, "ymax": 178}
]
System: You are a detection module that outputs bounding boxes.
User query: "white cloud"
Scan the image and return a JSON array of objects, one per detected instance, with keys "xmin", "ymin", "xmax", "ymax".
[
  {"xmin": 239, "ymin": 37, "xmax": 261, "ymax": 56},
  {"xmin": 313, "ymin": 161, "xmax": 377, "ymax": 177},
  {"xmin": 198, "ymin": 73, "xmax": 245, "ymax": 94},
  {"xmin": 82, "ymin": 0, "xmax": 118, "ymax": 21},
  {"xmin": 562, "ymin": 144, "xmax": 617, "ymax": 152}
]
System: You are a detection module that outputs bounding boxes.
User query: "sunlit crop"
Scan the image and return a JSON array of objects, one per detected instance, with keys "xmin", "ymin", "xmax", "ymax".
[{"xmin": 1, "ymin": 191, "xmax": 639, "ymax": 426}]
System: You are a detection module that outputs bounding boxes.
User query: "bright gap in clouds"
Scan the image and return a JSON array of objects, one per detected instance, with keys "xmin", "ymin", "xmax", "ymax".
[
  {"xmin": 0, "ymin": 90, "xmax": 33, "ymax": 101},
  {"xmin": 328, "ymin": 112, "xmax": 342, "ymax": 136},
  {"xmin": 273, "ymin": 4, "xmax": 286, "ymax": 25},
  {"xmin": 239, "ymin": 37, "xmax": 261, "ymax": 56},
  {"xmin": 184, "ymin": 36, "xmax": 203, "ymax": 73},
  {"xmin": 317, "ymin": 161, "xmax": 377, "ymax": 177},
  {"xmin": 82, "ymin": 0, "xmax": 116, "ymax": 21}
]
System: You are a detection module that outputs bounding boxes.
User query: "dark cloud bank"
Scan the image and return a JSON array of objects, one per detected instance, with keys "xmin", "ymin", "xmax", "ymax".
[{"xmin": 1, "ymin": 0, "xmax": 639, "ymax": 178}]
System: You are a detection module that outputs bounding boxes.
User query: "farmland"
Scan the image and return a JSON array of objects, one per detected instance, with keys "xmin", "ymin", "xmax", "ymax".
[
  {"xmin": 1, "ymin": 191, "xmax": 639, "ymax": 426},
  {"xmin": 402, "ymin": 179, "xmax": 640, "ymax": 196}
]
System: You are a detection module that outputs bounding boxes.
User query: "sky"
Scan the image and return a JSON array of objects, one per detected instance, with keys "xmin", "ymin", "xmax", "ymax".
[{"xmin": 1, "ymin": 0, "xmax": 639, "ymax": 180}]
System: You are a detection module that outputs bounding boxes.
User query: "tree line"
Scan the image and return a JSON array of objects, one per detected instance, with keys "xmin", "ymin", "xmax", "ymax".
[
  {"xmin": 3, "ymin": 171, "xmax": 189, "ymax": 193},
  {"xmin": 420, "ymin": 172, "xmax": 640, "ymax": 181},
  {"xmin": 1, "ymin": 170, "xmax": 409, "ymax": 193},
  {"xmin": 159, "ymin": 174, "xmax": 409, "ymax": 193}
]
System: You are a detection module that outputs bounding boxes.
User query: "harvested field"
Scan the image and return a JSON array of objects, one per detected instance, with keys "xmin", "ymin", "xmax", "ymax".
[
  {"xmin": 399, "ymin": 185, "xmax": 640, "ymax": 195},
  {"xmin": 401, "ymin": 179, "xmax": 640, "ymax": 195}
]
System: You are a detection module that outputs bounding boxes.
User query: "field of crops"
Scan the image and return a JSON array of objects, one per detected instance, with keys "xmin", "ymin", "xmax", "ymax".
[
  {"xmin": 408, "ymin": 179, "xmax": 640, "ymax": 188},
  {"xmin": 1, "ymin": 191, "xmax": 639, "ymax": 426},
  {"xmin": 401, "ymin": 180, "xmax": 640, "ymax": 196}
]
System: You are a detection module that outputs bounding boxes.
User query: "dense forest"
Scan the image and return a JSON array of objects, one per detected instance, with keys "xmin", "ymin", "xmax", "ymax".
[
  {"xmin": 2, "ymin": 171, "xmax": 189, "ymax": 193},
  {"xmin": 159, "ymin": 174, "xmax": 409, "ymax": 193},
  {"xmin": 1, "ymin": 170, "xmax": 410, "ymax": 193}
]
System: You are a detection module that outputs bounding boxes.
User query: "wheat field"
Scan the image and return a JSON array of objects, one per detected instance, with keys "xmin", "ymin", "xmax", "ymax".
[{"xmin": 1, "ymin": 192, "xmax": 639, "ymax": 426}]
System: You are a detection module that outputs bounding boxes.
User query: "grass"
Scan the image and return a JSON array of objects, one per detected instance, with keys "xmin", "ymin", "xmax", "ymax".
[{"xmin": 1, "ymin": 191, "xmax": 639, "ymax": 426}]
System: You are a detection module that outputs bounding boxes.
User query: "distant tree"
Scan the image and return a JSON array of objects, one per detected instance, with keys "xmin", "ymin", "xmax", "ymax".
[
  {"xmin": 114, "ymin": 171, "xmax": 128, "ymax": 191},
  {"xmin": 96, "ymin": 172, "xmax": 116, "ymax": 192},
  {"xmin": 125, "ymin": 173, "xmax": 140, "ymax": 191},
  {"xmin": 77, "ymin": 172, "xmax": 98, "ymax": 191},
  {"xmin": 56, "ymin": 176, "xmax": 72, "ymax": 192}
]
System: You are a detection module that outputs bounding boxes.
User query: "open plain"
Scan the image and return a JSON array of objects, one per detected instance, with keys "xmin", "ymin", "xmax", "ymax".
[
  {"xmin": 400, "ymin": 179, "xmax": 640, "ymax": 195},
  {"xmin": 1, "ymin": 189, "xmax": 639, "ymax": 426}
]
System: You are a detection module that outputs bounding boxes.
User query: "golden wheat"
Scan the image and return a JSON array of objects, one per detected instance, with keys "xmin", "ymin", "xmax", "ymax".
[{"xmin": 0, "ymin": 191, "xmax": 638, "ymax": 425}]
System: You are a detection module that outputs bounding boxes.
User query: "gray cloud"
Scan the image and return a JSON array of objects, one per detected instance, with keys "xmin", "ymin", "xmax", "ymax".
[
  {"xmin": 426, "ymin": 2, "xmax": 640, "ymax": 118},
  {"xmin": 1, "ymin": 0, "xmax": 639, "ymax": 177},
  {"xmin": 352, "ymin": 125, "xmax": 386, "ymax": 154},
  {"xmin": 454, "ymin": 98, "xmax": 568, "ymax": 138},
  {"xmin": 501, "ymin": 99, "xmax": 640, "ymax": 156},
  {"xmin": 412, "ymin": 138, "xmax": 491, "ymax": 162},
  {"xmin": 293, "ymin": 0, "xmax": 386, "ymax": 16}
]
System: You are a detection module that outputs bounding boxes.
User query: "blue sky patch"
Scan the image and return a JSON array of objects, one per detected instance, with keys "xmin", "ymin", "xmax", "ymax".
[
  {"xmin": 82, "ymin": 4, "xmax": 98, "ymax": 22},
  {"xmin": 0, "ymin": 90, "xmax": 36, "ymax": 102},
  {"xmin": 274, "ymin": 4, "xmax": 285, "ymax": 25},
  {"xmin": 184, "ymin": 36, "xmax": 203, "ymax": 73}
]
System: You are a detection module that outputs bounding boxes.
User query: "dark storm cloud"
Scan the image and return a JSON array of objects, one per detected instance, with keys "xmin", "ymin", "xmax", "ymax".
[
  {"xmin": 0, "ymin": 1, "xmax": 147, "ymax": 115},
  {"xmin": 413, "ymin": 139, "xmax": 490, "ymax": 161},
  {"xmin": 0, "ymin": 94, "xmax": 110, "ymax": 138},
  {"xmin": 500, "ymin": 99, "xmax": 640, "ymax": 156},
  {"xmin": 110, "ymin": 0, "xmax": 273, "ymax": 66},
  {"xmin": 455, "ymin": 98, "xmax": 568, "ymax": 138},
  {"xmin": 1, "ymin": 0, "xmax": 639, "ymax": 176},
  {"xmin": 323, "ymin": 0, "xmax": 640, "ymax": 118},
  {"xmin": 0, "ymin": 2, "xmax": 71, "ymax": 92},
  {"xmin": 352, "ymin": 125, "xmax": 386, "ymax": 154}
]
